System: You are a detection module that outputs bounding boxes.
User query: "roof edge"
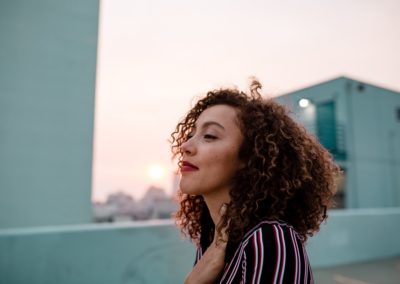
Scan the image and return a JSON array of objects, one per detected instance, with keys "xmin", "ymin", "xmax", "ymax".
[{"xmin": 282, "ymin": 75, "xmax": 400, "ymax": 95}]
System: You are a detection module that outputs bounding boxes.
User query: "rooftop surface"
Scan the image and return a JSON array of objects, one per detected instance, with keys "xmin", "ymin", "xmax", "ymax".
[{"xmin": 314, "ymin": 256, "xmax": 400, "ymax": 284}]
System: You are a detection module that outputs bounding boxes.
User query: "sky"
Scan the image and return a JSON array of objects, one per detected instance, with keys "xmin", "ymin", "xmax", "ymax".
[{"xmin": 92, "ymin": 0, "xmax": 400, "ymax": 202}]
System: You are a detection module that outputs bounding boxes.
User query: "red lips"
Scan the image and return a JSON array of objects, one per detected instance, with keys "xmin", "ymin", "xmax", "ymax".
[{"xmin": 180, "ymin": 161, "xmax": 199, "ymax": 172}]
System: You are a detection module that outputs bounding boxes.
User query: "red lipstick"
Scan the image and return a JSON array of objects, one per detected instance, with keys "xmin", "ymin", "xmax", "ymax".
[{"xmin": 180, "ymin": 161, "xmax": 199, "ymax": 172}]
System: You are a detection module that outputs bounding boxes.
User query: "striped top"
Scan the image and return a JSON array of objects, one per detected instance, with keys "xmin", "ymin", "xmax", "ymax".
[{"xmin": 194, "ymin": 220, "xmax": 314, "ymax": 284}]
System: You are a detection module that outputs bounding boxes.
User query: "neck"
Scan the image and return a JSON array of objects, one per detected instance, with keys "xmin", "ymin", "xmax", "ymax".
[{"xmin": 203, "ymin": 189, "xmax": 230, "ymax": 226}]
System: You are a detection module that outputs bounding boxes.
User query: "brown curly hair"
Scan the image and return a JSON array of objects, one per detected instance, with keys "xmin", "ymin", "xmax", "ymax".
[{"xmin": 171, "ymin": 80, "xmax": 340, "ymax": 247}]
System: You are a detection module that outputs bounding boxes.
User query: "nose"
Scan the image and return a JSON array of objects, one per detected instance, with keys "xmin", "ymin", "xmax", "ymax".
[{"xmin": 181, "ymin": 137, "xmax": 196, "ymax": 156}]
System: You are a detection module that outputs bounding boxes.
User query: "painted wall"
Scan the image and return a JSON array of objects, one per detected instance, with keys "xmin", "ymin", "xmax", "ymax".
[
  {"xmin": 1, "ymin": 209, "xmax": 399, "ymax": 284},
  {"xmin": 349, "ymin": 81, "xmax": 400, "ymax": 208},
  {"xmin": 307, "ymin": 208, "xmax": 400, "ymax": 267},
  {"xmin": 0, "ymin": 0, "xmax": 99, "ymax": 228}
]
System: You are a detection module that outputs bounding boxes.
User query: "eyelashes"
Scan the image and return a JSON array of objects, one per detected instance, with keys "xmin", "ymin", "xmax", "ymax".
[
  {"xmin": 204, "ymin": 134, "xmax": 217, "ymax": 140},
  {"xmin": 185, "ymin": 133, "xmax": 218, "ymax": 141}
]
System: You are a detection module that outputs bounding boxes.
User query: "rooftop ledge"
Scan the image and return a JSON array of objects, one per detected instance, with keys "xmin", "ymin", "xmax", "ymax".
[{"xmin": 1, "ymin": 208, "xmax": 399, "ymax": 284}]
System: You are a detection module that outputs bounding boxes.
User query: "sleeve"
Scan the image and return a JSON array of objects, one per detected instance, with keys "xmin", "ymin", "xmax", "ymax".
[{"xmin": 242, "ymin": 224, "xmax": 314, "ymax": 284}]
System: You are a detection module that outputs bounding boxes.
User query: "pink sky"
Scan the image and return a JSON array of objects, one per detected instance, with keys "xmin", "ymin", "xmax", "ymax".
[{"xmin": 92, "ymin": 0, "xmax": 400, "ymax": 202}]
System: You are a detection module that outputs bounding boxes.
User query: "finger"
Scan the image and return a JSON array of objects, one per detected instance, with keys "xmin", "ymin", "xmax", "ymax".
[
  {"xmin": 214, "ymin": 203, "xmax": 227, "ymax": 240},
  {"xmin": 219, "ymin": 204, "xmax": 229, "ymax": 239},
  {"xmin": 213, "ymin": 203, "xmax": 229, "ymax": 246},
  {"xmin": 219, "ymin": 203, "xmax": 228, "ymax": 217}
]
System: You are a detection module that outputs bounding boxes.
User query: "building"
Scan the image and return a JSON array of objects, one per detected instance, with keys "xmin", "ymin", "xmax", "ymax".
[
  {"xmin": 93, "ymin": 188, "xmax": 177, "ymax": 222},
  {"xmin": 140, "ymin": 186, "xmax": 178, "ymax": 219},
  {"xmin": 0, "ymin": 0, "xmax": 99, "ymax": 229},
  {"xmin": 275, "ymin": 76, "xmax": 400, "ymax": 209}
]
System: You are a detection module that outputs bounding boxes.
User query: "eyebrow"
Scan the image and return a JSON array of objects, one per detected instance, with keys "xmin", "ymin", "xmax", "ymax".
[{"xmin": 195, "ymin": 121, "xmax": 225, "ymax": 130}]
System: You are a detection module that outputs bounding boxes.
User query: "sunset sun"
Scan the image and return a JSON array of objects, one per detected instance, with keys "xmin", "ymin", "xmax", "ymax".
[{"xmin": 147, "ymin": 164, "xmax": 165, "ymax": 180}]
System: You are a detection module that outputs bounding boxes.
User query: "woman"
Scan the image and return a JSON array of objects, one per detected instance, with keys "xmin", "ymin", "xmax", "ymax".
[{"xmin": 171, "ymin": 80, "xmax": 340, "ymax": 283}]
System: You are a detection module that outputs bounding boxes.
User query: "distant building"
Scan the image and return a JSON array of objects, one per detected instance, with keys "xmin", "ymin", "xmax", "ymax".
[
  {"xmin": 141, "ymin": 186, "xmax": 178, "ymax": 219},
  {"xmin": 275, "ymin": 76, "xmax": 400, "ymax": 209},
  {"xmin": 93, "ymin": 187, "xmax": 177, "ymax": 222},
  {"xmin": 93, "ymin": 191, "xmax": 135, "ymax": 222}
]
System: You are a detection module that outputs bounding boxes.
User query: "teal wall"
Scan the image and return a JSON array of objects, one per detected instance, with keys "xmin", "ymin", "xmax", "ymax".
[
  {"xmin": 276, "ymin": 77, "xmax": 400, "ymax": 209},
  {"xmin": 307, "ymin": 208, "xmax": 400, "ymax": 267},
  {"xmin": 349, "ymin": 82, "xmax": 400, "ymax": 208},
  {"xmin": 0, "ymin": 0, "xmax": 99, "ymax": 228},
  {"xmin": 0, "ymin": 221, "xmax": 194, "ymax": 284},
  {"xmin": 1, "ymin": 209, "xmax": 399, "ymax": 284}
]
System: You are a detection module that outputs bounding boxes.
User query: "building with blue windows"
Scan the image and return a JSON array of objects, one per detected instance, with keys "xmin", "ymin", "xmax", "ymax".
[{"xmin": 275, "ymin": 77, "xmax": 400, "ymax": 209}]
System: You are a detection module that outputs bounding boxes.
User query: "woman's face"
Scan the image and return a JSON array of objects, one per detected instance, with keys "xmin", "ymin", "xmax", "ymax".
[{"xmin": 179, "ymin": 104, "xmax": 244, "ymax": 198}]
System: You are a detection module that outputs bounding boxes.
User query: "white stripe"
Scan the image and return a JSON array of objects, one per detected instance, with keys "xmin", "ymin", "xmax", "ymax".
[
  {"xmin": 251, "ymin": 230, "xmax": 260, "ymax": 284},
  {"xmin": 277, "ymin": 225, "xmax": 286, "ymax": 284},
  {"xmin": 220, "ymin": 239, "xmax": 247, "ymax": 281},
  {"xmin": 256, "ymin": 229, "xmax": 264, "ymax": 284},
  {"xmin": 226, "ymin": 242, "xmax": 247, "ymax": 284},
  {"xmin": 290, "ymin": 229, "xmax": 300, "ymax": 283},
  {"xmin": 272, "ymin": 226, "xmax": 281, "ymax": 284}
]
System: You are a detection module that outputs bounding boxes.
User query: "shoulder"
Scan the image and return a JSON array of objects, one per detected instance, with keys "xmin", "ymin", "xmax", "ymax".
[
  {"xmin": 242, "ymin": 219, "xmax": 303, "ymax": 248},
  {"xmin": 220, "ymin": 220, "xmax": 313, "ymax": 283},
  {"xmin": 242, "ymin": 220, "xmax": 304, "ymax": 257}
]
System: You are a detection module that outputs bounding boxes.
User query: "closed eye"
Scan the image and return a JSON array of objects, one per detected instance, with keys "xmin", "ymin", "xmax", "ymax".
[
  {"xmin": 204, "ymin": 134, "xmax": 217, "ymax": 140},
  {"xmin": 186, "ymin": 131, "xmax": 195, "ymax": 140}
]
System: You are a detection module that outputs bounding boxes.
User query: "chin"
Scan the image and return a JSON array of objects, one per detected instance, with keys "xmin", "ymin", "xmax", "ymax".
[
  {"xmin": 180, "ymin": 182, "xmax": 201, "ymax": 195},
  {"xmin": 180, "ymin": 186, "xmax": 198, "ymax": 195}
]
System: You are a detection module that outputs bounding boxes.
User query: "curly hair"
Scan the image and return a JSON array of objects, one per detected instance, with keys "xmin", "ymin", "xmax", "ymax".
[{"xmin": 171, "ymin": 80, "xmax": 340, "ymax": 247}]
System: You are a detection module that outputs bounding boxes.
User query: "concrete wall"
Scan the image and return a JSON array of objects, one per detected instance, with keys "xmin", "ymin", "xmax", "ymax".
[
  {"xmin": 307, "ymin": 208, "xmax": 400, "ymax": 267},
  {"xmin": 1, "ymin": 208, "xmax": 399, "ymax": 284},
  {"xmin": 0, "ymin": 220, "xmax": 194, "ymax": 284},
  {"xmin": 0, "ymin": 0, "xmax": 99, "ymax": 228}
]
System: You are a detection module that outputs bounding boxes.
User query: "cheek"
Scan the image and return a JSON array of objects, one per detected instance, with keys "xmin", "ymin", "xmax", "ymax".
[{"xmin": 213, "ymin": 148, "xmax": 241, "ymax": 174}]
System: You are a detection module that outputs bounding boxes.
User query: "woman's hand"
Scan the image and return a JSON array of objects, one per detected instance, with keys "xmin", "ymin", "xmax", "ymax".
[{"xmin": 184, "ymin": 204, "xmax": 229, "ymax": 284}]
